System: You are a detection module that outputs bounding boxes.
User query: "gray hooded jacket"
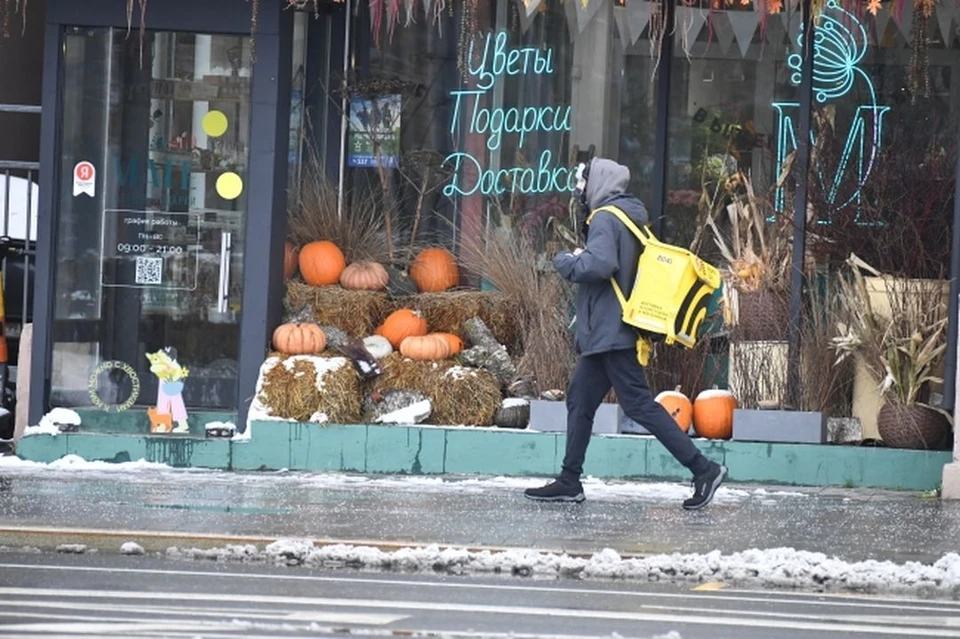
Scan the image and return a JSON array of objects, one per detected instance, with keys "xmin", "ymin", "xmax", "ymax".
[{"xmin": 553, "ymin": 158, "xmax": 649, "ymax": 356}]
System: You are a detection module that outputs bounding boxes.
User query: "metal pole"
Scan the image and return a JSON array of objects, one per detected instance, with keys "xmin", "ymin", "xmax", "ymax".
[
  {"xmin": 786, "ymin": 0, "xmax": 815, "ymax": 409},
  {"xmin": 650, "ymin": 0, "xmax": 675, "ymax": 239},
  {"xmin": 941, "ymin": 124, "xmax": 960, "ymax": 411},
  {"xmin": 336, "ymin": 0, "xmax": 353, "ymax": 222}
]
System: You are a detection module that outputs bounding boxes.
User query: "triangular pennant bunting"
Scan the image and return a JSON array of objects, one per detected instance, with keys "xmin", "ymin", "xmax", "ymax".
[
  {"xmin": 873, "ymin": 5, "xmax": 892, "ymax": 42},
  {"xmin": 780, "ymin": 11, "xmax": 802, "ymax": 50},
  {"xmin": 515, "ymin": 0, "xmax": 542, "ymax": 33},
  {"xmin": 627, "ymin": 0, "xmax": 654, "ymax": 45},
  {"xmin": 936, "ymin": 2, "xmax": 954, "ymax": 45},
  {"xmin": 728, "ymin": 11, "xmax": 759, "ymax": 56},
  {"xmin": 564, "ymin": 0, "xmax": 579, "ymax": 42},
  {"xmin": 892, "ymin": 4, "xmax": 913, "ymax": 40},
  {"xmin": 712, "ymin": 12, "xmax": 736, "ymax": 54},
  {"xmin": 676, "ymin": 6, "xmax": 708, "ymax": 48},
  {"xmin": 574, "ymin": 0, "xmax": 605, "ymax": 34},
  {"xmin": 613, "ymin": 4, "xmax": 633, "ymax": 46},
  {"xmin": 763, "ymin": 13, "xmax": 786, "ymax": 47}
]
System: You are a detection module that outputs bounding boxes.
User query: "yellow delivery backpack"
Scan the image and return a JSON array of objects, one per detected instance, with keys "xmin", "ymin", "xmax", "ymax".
[{"xmin": 586, "ymin": 205, "xmax": 722, "ymax": 360}]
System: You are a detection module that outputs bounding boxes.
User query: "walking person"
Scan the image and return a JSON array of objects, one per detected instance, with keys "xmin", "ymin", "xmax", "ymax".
[{"xmin": 524, "ymin": 157, "xmax": 727, "ymax": 510}]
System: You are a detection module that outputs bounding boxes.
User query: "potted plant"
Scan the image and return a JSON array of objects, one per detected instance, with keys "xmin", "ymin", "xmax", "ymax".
[{"xmin": 832, "ymin": 256, "xmax": 952, "ymax": 450}]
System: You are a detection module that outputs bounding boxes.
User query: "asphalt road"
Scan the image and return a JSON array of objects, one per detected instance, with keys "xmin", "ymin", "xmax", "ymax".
[{"xmin": 0, "ymin": 552, "xmax": 958, "ymax": 638}]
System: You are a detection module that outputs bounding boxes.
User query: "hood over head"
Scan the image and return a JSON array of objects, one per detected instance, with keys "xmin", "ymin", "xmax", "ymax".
[{"xmin": 584, "ymin": 158, "xmax": 630, "ymax": 211}]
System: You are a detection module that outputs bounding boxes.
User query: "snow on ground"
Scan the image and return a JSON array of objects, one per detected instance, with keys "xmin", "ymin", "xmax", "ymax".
[
  {"xmin": 0, "ymin": 454, "xmax": 808, "ymax": 504},
  {"xmin": 165, "ymin": 540, "xmax": 960, "ymax": 598}
]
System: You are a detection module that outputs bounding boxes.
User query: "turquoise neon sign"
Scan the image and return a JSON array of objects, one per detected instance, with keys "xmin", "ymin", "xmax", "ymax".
[
  {"xmin": 773, "ymin": 0, "xmax": 889, "ymax": 222},
  {"xmin": 443, "ymin": 31, "xmax": 577, "ymax": 198}
]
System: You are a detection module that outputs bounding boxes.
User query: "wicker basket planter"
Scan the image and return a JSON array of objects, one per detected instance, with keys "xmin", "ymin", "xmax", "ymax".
[{"xmin": 876, "ymin": 403, "xmax": 951, "ymax": 450}]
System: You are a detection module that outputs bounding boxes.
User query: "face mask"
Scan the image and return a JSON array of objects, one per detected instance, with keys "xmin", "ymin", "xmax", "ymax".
[{"xmin": 571, "ymin": 162, "xmax": 591, "ymax": 239}]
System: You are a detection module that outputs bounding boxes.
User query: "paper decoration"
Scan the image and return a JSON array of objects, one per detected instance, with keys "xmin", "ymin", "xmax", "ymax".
[
  {"xmin": 627, "ymin": 0, "xmax": 654, "ymax": 45},
  {"xmin": 613, "ymin": 4, "xmax": 634, "ymax": 45},
  {"xmin": 780, "ymin": 11, "xmax": 802, "ymax": 48},
  {"xmin": 146, "ymin": 347, "xmax": 190, "ymax": 434},
  {"xmin": 873, "ymin": 5, "xmax": 893, "ymax": 41},
  {"xmin": 202, "ymin": 110, "xmax": 228, "ymax": 138},
  {"xmin": 728, "ymin": 11, "xmax": 760, "ymax": 56},
  {"xmin": 216, "ymin": 172, "xmax": 244, "ymax": 200},
  {"xmin": 936, "ymin": 2, "xmax": 954, "ymax": 45},
  {"xmin": 892, "ymin": 3, "xmax": 913, "ymax": 39},
  {"xmin": 574, "ymin": 0, "xmax": 605, "ymax": 33},
  {"xmin": 564, "ymin": 0, "xmax": 579, "ymax": 42},
  {"xmin": 676, "ymin": 6, "xmax": 708, "ymax": 46}
]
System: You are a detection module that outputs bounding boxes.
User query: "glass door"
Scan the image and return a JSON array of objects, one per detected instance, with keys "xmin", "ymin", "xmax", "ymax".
[{"xmin": 52, "ymin": 27, "xmax": 251, "ymax": 432}]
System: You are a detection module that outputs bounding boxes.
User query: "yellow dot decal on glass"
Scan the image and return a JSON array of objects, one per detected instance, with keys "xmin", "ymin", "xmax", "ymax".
[
  {"xmin": 216, "ymin": 172, "xmax": 243, "ymax": 200},
  {"xmin": 202, "ymin": 110, "xmax": 229, "ymax": 137}
]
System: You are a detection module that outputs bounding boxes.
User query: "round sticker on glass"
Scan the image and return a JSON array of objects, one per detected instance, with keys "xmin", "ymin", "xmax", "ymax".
[
  {"xmin": 202, "ymin": 110, "xmax": 229, "ymax": 138},
  {"xmin": 216, "ymin": 172, "xmax": 243, "ymax": 200}
]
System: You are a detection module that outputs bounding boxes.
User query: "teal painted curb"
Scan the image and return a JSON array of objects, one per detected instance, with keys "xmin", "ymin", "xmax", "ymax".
[{"xmin": 15, "ymin": 422, "xmax": 951, "ymax": 491}]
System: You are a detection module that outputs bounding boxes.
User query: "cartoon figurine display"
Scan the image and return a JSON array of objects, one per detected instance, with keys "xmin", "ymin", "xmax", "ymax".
[{"xmin": 146, "ymin": 347, "xmax": 190, "ymax": 434}]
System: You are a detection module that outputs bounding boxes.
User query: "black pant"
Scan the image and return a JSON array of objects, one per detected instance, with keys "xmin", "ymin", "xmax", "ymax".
[{"xmin": 560, "ymin": 348, "xmax": 712, "ymax": 483}]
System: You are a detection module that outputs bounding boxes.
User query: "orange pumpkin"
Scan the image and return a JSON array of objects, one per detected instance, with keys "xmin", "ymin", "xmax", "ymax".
[
  {"xmin": 272, "ymin": 323, "xmax": 327, "ymax": 355},
  {"xmin": 399, "ymin": 334, "xmax": 451, "ymax": 361},
  {"xmin": 434, "ymin": 332, "xmax": 464, "ymax": 355},
  {"xmin": 283, "ymin": 241, "xmax": 299, "ymax": 280},
  {"xmin": 375, "ymin": 309, "xmax": 428, "ymax": 348},
  {"xmin": 692, "ymin": 389, "xmax": 737, "ymax": 439},
  {"xmin": 299, "ymin": 240, "xmax": 346, "ymax": 286},
  {"xmin": 409, "ymin": 247, "xmax": 459, "ymax": 293},
  {"xmin": 655, "ymin": 386, "xmax": 693, "ymax": 433},
  {"xmin": 340, "ymin": 261, "xmax": 389, "ymax": 291}
]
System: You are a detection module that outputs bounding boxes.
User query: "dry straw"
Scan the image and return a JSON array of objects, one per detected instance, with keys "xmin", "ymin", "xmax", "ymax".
[
  {"xmin": 257, "ymin": 356, "xmax": 362, "ymax": 423},
  {"xmin": 401, "ymin": 291, "xmax": 520, "ymax": 351},
  {"xmin": 285, "ymin": 281, "xmax": 391, "ymax": 338}
]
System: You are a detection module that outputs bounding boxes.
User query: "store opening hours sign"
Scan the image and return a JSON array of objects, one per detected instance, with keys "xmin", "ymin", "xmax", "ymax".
[
  {"xmin": 100, "ymin": 209, "xmax": 200, "ymax": 290},
  {"xmin": 443, "ymin": 31, "xmax": 576, "ymax": 198}
]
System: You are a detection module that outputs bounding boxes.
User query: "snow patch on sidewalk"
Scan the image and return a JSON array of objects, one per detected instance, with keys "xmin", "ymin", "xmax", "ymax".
[{"xmin": 166, "ymin": 540, "xmax": 960, "ymax": 597}]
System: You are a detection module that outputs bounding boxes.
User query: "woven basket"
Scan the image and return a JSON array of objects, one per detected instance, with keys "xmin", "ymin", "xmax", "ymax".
[
  {"xmin": 876, "ymin": 403, "xmax": 951, "ymax": 450},
  {"xmin": 737, "ymin": 289, "xmax": 790, "ymax": 341}
]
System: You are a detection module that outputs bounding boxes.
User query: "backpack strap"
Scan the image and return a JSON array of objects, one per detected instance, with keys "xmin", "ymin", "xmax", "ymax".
[{"xmin": 584, "ymin": 204, "xmax": 652, "ymax": 311}]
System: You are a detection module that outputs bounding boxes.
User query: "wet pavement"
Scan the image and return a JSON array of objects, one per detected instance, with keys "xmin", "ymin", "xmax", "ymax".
[{"xmin": 0, "ymin": 465, "xmax": 958, "ymax": 564}]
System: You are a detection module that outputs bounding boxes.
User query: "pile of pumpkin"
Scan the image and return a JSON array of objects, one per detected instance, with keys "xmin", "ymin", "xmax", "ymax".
[
  {"xmin": 285, "ymin": 239, "xmax": 460, "ymax": 294},
  {"xmin": 654, "ymin": 387, "xmax": 738, "ymax": 440}
]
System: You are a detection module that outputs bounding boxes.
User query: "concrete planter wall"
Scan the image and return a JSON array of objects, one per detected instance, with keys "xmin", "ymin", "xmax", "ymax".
[
  {"xmin": 528, "ymin": 400, "xmax": 620, "ymax": 434},
  {"xmin": 732, "ymin": 408, "xmax": 827, "ymax": 444}
]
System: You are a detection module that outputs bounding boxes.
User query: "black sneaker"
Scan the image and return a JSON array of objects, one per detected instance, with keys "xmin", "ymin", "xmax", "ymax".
[
  {"xmin": 682, "ymin": 462, "xmax": 727, "ymax": 510},
  {"xmin": 524, "ymin": 478, "xmax": 585, "ymax": 503}
]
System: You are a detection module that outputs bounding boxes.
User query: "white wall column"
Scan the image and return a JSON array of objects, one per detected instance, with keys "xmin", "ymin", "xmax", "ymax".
[{"xmin": 943, "ymin": 300, "xmax": 960, "ymax": 499}]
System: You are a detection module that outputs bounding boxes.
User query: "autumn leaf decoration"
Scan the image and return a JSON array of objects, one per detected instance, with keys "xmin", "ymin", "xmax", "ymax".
[
  {"xmin": 768, "ymin": 0, "xmax": 783, "ymax": 12},
  {"xmin": 867, "ymin": 0, "xmax": 882, "ymax": 15}
]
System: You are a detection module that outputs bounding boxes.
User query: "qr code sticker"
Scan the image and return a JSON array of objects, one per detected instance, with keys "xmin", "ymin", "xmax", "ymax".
[{"xmin": 135, "ymin": 256, "xmax": 163, "ymax": 285}]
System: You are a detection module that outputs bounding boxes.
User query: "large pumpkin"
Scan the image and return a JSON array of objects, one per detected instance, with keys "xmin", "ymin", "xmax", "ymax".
[
  {"xmin": 434, "ymin": 332, "xmax": 464, "ymax": 355},
  {"xmin": 399, "ymin": 334, "xmax": 451, "ymax": 361},
  {"xmin": 375, "ymin": 309, "xmax": 428, "ymax": 348},
  {"xmin": 283, "ymin": 241, "xmax": 299, "ymax": 280},
  {"xmin": 692, "ymin": 389, "xmax": 737, "ymax": 439},
  {"xmin": 299, "ymin": 240, "xmax": 346, "ymax": 286},
  {"xmin": 655, "ymin": 386, "xmax": 692, "ymax": 433},
  {"xmin": 273, "ymin": 323, "xmax": 326, "ymax": 355},
  {"xmin": 409, "ymin": 247, "xmax": 459, "ymax": 293},
  {"xmin": 340, "ymin": 261, "xmax": 389, "ymax": 291}
]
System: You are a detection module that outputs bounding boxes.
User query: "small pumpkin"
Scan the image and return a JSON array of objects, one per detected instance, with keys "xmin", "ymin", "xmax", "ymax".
[
  {"xmin": 400, "ymin": 334, "xmax": 451, "ymax": 361},
  {"xmin": 655, "ymin": 386, "xmax": 693, "ymax": 433},
  {"xmin": 409, "ymin": 247, "xmax": 459, "ymax": 293},
  {"xmin": 299, "ymin": 240, "xmax": 346, "ymax": 286},
  {"xmin": 340, "ymin": 261, "xmax": 389, "ymax": 291},
  {"xmin": 363, "ymin": 335, "xmax": 393, "ymax": 359},
  {"xmin": 692, "ymin": 389, "xmax": 737, "ymax": 439},
  {"xmin": 272, "ymin": 322, "xmax": 327, "ymax": 355},
  {"xmin": 434, "ymin": 332, "xmax": 464, "ymax": 355},
  {"xmin": 375, "ymin": 309, "xmax": 428, "ymax": 348},
  {"xmin": 283, "ymin": 241, "xmax": 299, "ymax": 280}
]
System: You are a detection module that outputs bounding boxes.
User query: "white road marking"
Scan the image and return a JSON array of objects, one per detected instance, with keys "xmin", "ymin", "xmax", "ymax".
[
  {"xmin": 1, "ymin": 561, "xmax": 957, "ymax": 614},
  {"xmin": 0, "ymin": 587, "xmax": 957, "ymax": 636},
  {"xmin": 0, "ymin": 599, "xmax": 405, "ymax": 625}
]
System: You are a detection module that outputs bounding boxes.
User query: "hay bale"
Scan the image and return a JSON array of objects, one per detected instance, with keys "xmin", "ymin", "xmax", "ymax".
[
  {"xmin": 252, "ymin": 355, "xmax": 362, "ymax": 423},
  {"xmin": 285, "ymin": 281, "xmax": 390, "ymax": 337},
  {"xmin": 372, "ymin": 354, "xmax": 501, "ymax": 426},
  {"xmin": 401, "ymin": 291, "xmax": 520, "ymax": 349},
  {"xmin": 431, "ymin": 366, "xmax": 502, "ymax": 426},
  {"xmin": 364, "ymin": 389, "xmax": 432, "ymax": 424}
]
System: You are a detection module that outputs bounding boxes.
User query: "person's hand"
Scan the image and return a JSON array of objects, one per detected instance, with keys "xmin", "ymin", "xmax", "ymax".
[{"xmin": 573, "ymin": 248, "xmax": 584, "ymax": 256}]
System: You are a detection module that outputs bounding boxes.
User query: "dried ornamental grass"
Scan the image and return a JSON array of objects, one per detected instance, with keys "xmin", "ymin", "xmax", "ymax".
[
  {"xmin": 401, "ymin": 291, "xmax": 520, "ymax": 350},
  {"xmin": 255, "ymin": 355, "xmax": 362, "ymax": 423},
  {"xmin": 285, "ymin": 281, "xmax": 391, "ymax": 338}
]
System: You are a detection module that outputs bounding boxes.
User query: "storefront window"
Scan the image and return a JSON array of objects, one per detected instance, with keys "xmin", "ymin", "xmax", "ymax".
[{"xmin": 344, "ymin": 0, "xmax": 659, "ymax": 262}]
